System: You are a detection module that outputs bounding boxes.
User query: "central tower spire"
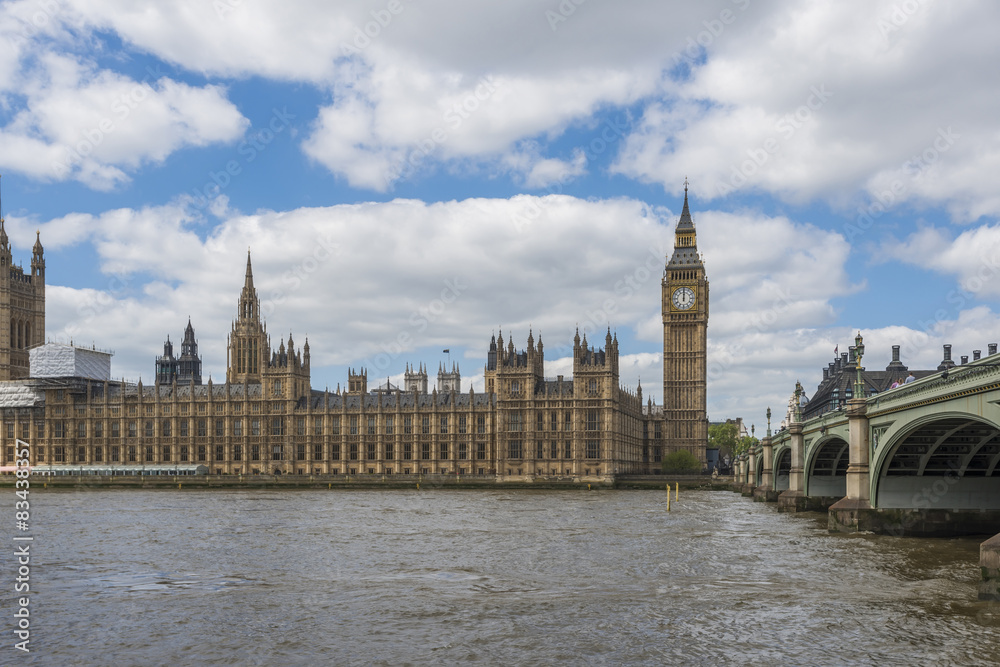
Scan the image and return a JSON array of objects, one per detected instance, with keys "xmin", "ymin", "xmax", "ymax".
[{"xmin": 227, "ymin": 250, "xmax": 269, "ymax": 384}]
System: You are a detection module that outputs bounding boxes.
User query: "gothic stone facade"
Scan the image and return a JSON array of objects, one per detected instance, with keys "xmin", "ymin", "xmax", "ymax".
[
  {"xmin": 0, "ymin": 221, "xmax": 45, "ymax": 381},
  {"xmin": 1, "ymin": 191, "xmax": 709, "ymax": 478}
]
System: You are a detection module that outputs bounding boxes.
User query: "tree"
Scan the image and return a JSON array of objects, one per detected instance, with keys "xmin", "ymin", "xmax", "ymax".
[
  {"xmin": 662, "ymin": 449, "xmax": 701, "ymax": 474},
  {"xmin": 708, "ymin": 422, "xmax": 740, "ymax": 460},
  {"xmin": 735, "ymin": 436, "xmax": 759, "ymax": 457}
]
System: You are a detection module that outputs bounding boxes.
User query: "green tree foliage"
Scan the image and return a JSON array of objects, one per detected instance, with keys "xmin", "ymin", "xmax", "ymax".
[
  {"xmin": 708, "ymin": 422, "xmax": 740, "ymax": 459},
  {"xmin": 736, "ymin": 436, "xmax": 759, "ymax": 457},
  {"xmin": 662, "ymin": 449, "xmax": 701, "ymax": 474}
]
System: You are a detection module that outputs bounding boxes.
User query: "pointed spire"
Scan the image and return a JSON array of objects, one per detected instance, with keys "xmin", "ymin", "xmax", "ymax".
[
  {"xmin": 244, "ymin": 248, "xmax": 254, "ymax": 289},
  {"xmin": 677, "ymin": 177, "xmax": 694, "ymax": 231}
]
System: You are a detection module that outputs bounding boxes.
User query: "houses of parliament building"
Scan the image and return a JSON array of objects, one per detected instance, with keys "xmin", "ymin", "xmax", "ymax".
[{"xmin": 0, "ymin": 187, "xmax": 709, "ymax": 479}]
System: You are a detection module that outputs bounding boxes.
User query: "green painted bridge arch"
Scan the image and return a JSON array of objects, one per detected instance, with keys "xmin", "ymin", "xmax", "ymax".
[
  {"xmin": 773, "ymin": 444, "xmax": 791, "ymax": 491},
  {"xmin": 805, "ymin": 432, "xmax": 850, "ymax": 497}
]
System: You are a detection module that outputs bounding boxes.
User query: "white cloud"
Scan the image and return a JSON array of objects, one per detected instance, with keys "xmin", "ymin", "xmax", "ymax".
[
  {"xmin": 0, "ymin": 52, "xmax": 248, "ymax": 189},
  {"xmin": 880, "ymin": 224, "xmax": 1000, "ymax": 299},
  {"xmin": 304, "ymin": 64, "xmax": 647, "ymax": 190},
  {"xmin": 612, "ymin": 1, "xmax": 1000, "ymax": 219},
  {"xmin": 521, "ymin": 149, "xmax": 587, "ymax": 189},
  {"xmin": 10, "ymin": 0, "xmax": 1000, "ymax": 215}
]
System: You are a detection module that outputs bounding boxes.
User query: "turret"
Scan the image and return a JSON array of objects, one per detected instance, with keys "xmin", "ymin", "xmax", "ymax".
[
  {"xmin": 31, "ymin": 231, "xmax": 44, "ymax": 279},
  {"xmin": 487, "ymin": 333, "xmax": 497, "ymax": 371},
  {"xmin": 0, "ymin": 176, "xmax": 10, "ymax": 268},
  {"xmin": 348, "ymin": 367, "xmax": 368, "ymax": 394},
  {"xmin": 437, "ymin": 361, "xmax": 461, "ymax": 393}
]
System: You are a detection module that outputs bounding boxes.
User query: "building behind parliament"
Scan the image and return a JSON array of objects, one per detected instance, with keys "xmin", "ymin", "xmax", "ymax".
[{"xmin": 0, "ymin": 189, "xmax": 709, "ymax": 479}]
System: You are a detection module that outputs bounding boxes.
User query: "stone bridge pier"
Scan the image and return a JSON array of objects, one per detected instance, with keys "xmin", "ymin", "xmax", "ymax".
[
  {"xmin": 828, "ymin": 398, "xmax": 872, "ymax": 530},
  {"xmin": 753, "ymin": 434, "xmax": 779, "ymax": 502}
]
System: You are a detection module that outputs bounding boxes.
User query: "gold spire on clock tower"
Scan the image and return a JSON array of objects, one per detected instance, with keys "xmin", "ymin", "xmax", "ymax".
[{"xmin": 662, "ymin": 179, "xmax": 709, "ymax": 463}]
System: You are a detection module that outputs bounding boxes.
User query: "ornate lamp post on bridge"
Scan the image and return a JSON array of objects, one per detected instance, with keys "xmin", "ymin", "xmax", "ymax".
[{"xmin": 854, "ymin": 330, "xmax": 866, "ymax": 399}]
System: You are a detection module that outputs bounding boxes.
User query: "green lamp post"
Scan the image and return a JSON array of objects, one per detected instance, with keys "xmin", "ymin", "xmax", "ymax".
[{"xmin": 854, "ymin": 331, "xmax": 865, "ymax": 398}]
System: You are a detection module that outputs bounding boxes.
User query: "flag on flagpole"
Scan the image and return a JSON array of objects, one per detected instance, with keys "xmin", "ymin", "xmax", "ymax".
[
  {"xmin": 443, "ymin": 349, "xmax": 450, "ymax": 354},
  {"xmin": 834, "ymin": 345, "xmax": 839, "ymax": 356}
]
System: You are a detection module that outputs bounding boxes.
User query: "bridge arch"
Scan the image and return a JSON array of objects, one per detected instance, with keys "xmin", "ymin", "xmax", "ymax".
[
  {"xmin": 773, "ymin": 445, "xmax": 791, "ymax": 491},
  {"xmin": 755, "ymin": 453, "xmax": 764, "ymax": 487},
  {"xmin": 873, "ymin": 412, "xmax": 1000, "ymax": 510},
  {"xmin": 806, "ymin": 435, "xmax": 849, "ymax": 497}
]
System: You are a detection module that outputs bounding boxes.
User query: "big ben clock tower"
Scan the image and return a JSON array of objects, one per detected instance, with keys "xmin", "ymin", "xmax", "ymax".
[{"xmin": 662, "ymin": 180, "xmax": 709, "ymax": 462}]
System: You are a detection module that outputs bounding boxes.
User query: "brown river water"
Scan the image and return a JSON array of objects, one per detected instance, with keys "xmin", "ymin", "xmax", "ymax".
[{"xmin": 8, "ymin": 488, "xmax": 1000, "ymax": 666}]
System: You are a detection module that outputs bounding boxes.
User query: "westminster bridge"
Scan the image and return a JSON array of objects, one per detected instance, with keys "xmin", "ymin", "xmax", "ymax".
[{"xmin": 732, "ymin": 355, "xmax": 1000, "ymax": 599}]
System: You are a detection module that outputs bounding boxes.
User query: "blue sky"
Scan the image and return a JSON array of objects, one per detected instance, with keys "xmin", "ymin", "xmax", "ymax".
[{"xmin": 2, "ymin": 0, "xmax": 998, "ymax": 428}]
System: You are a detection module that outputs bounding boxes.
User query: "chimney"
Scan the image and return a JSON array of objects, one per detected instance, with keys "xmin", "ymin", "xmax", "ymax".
[
  {"xmin": 991, "ymin": 343, "xmax": 998, "ymax": 356},
  {"xmin": 961, "ymin": 355, "xmax": 968, "ymax": 365},
  {"xmin": 887, "ymin": 344, "xmax": 906, "ymax": 372},
  {"xmin": 823, "ymin": 368, "xmax": 829, "ymax": 381},
  {"xmin": 937, "ymin": 344, "xmax": 956, "ymax": 372},
  {"xmin": 974, "ymin": 350, "xmax": 982, "ymax": 361},
  {"xmin": 848, "ymin": 346, "xmax": 856, "ymax": 363}
]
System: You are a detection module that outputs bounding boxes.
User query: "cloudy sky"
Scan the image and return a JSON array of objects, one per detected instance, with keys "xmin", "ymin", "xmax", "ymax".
[{"xmin": 1, "ymin": 0, "xmax": 997, "ymax": 428}]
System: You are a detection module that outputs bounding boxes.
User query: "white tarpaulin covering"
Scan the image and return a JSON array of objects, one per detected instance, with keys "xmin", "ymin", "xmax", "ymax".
[
  {"xmin": 29, "ymin": 343, "xmax": 112, "ymax": 380},
  {"xmin": 0, "ymin": 383, "xmax": 43, "ymax": 407}
]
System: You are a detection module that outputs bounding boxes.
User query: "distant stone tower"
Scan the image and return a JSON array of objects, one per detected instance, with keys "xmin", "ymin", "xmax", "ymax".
[
  {"xmin": 437, "ymin": 362, "xmax": 461, "ymax": 393},
  {"xmin": 227, "ymin": 251, "xmax": 270, "ymax": 385},
  {"xmin": 404, "ymin": 363, "xmax": 428, "ymax": 393},
  {"xmin": 264, "ymin": 332, "xmax": 310, "ymax": 399},
  {"xmin": 155, "ymin": 336, "xmax": 178, "ymax": 384},
  {"xmin": 0, "ymin": 209, "xmax": 45, "ymax": 380},
  {"xmin": 484, "ymin": 334, "xmax": 498, "ymax": 394},
  {"xmin": 662, "ymin": 180, "xmax": 709, "ymax": 462},
  {"xmin": 177, "ymin": 318, "xmax": 203, "ymax": 385},
  {"xmin": 157, "ymin": 318, "xmax": 203, "ymax": 385},
  {"xmin": 347, "ymin": 368, "xmax": 368, "ymax": 394}
]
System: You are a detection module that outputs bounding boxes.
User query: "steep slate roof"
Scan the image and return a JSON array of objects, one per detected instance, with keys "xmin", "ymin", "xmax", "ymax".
[{"xmin": 666, "ymin": 184, "xmax": 702, "ymax": 268}]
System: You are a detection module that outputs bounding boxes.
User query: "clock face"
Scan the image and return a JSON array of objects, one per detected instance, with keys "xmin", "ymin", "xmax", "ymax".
[{"xmin": 672, "ymin": 287, "xmax": 695, "ymax": 310}]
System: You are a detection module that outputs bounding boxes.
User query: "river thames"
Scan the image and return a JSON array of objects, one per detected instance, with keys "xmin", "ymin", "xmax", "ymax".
[{"xmin": 11, "ymin": 488, "xmax": 1000, "ymax": 665}]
